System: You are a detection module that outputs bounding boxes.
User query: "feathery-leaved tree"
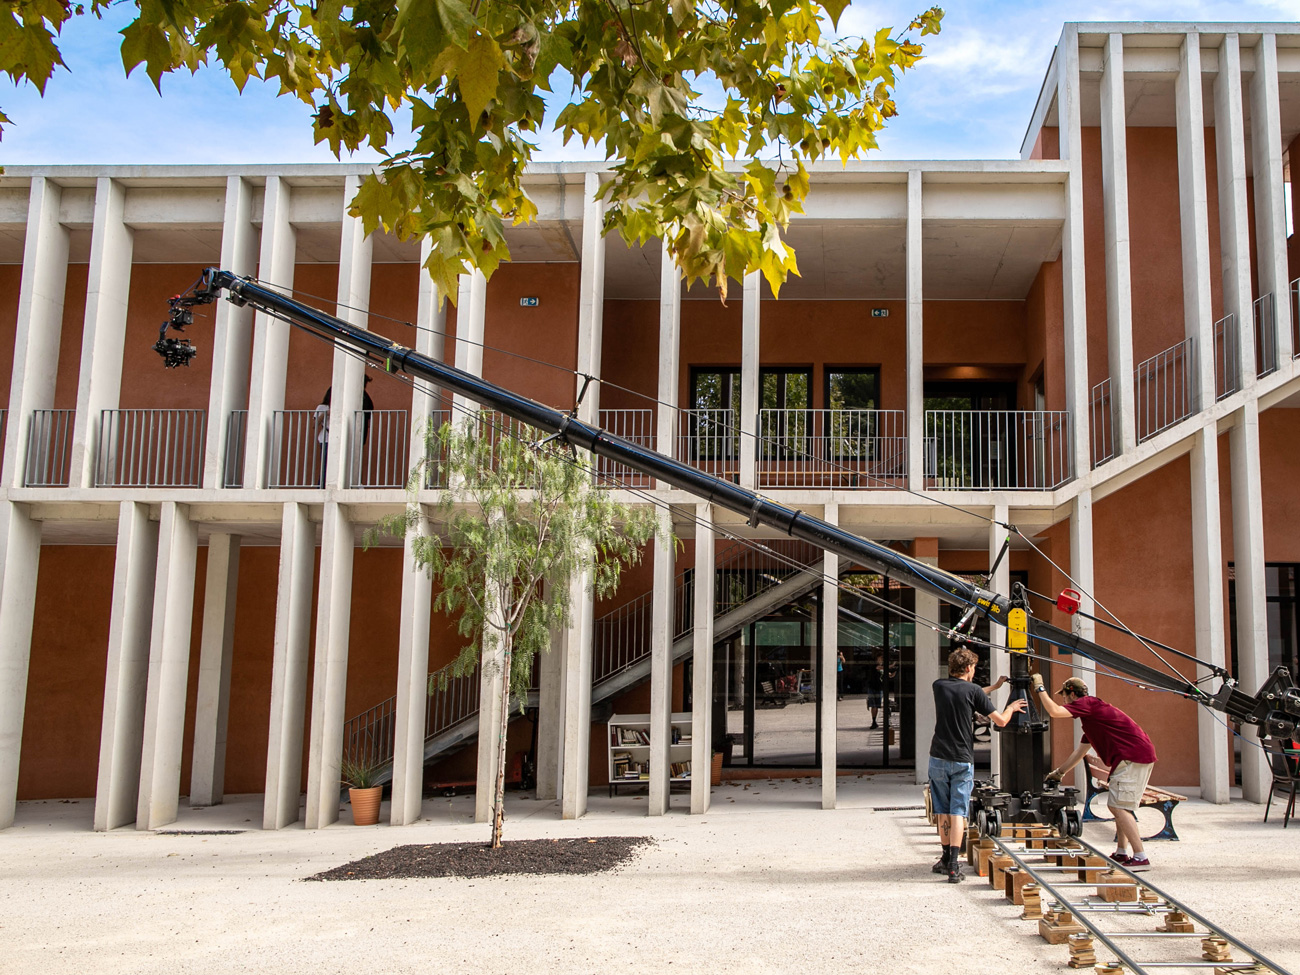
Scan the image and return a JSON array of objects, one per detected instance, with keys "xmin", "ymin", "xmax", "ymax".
[
  {"xmin": 1, "ymin": 1, "xmax": 942, "ymax": 299},
  {"xmin": 371, "ymin": 416, "xmax": 657, "ymax": 847}
]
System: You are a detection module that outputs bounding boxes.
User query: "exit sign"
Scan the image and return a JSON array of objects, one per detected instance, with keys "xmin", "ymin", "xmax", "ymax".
[
  {"xmin": 520, "ymin": 296, "xmax": 539, "ymax": 307},
  {"xmin": 871, "ymin": 308, "xmax": 889, "ymax": 317}
]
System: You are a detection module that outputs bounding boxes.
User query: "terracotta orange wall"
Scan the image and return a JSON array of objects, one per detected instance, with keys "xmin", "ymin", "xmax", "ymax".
[
  {"xmin": 481, "ymin": 263, "xmax": 580, "ymax": 410},
  {"xmin": 0, "ymin": 264, "xmax": 19, "ymax": 409},
  {"xmin": 600, "ymin": 299, "xmax": 661, "ymax": 411},
  {"xmin": 1025, "ymin": 259, "xmax": 1066, "ymax": 412},
  {"xmin": 654, "ymin": 298, "xmax": 1029, "ymax": 411}
]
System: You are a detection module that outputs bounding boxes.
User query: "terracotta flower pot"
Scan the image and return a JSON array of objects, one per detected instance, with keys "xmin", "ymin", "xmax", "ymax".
[
  {"xmin": 711, "ymin": 752, "xmax": 723, "ymax": 786},
  {"xmin": 349, "ymin": 785, "xmax": 382, "ymax": 825}
]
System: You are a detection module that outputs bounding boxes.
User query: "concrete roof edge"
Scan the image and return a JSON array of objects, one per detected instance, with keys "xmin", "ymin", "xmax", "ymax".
[
  {"xmin": 1021, "ymin": 30, "xmax": 1063, "ymax": 161},
  {"xmin": 1068, "ymin": 21, "xmax": 1300, "ymax": 34}
]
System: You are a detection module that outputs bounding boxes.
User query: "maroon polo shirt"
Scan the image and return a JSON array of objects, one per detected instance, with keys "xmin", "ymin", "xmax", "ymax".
[{"xmin": 1064, "ymin": 695, "xmax": 1157, "ymax": 773}]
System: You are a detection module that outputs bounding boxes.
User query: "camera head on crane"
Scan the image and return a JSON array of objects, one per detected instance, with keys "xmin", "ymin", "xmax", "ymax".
[{"xmin": 153, "ymin": 285, "xmax": 217, "ymax": 369}]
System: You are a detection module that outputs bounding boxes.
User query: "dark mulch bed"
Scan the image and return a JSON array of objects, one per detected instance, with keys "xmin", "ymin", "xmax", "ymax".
[{"xmin": 306, "ymin": 836, "xmax": 654, "ymax": 882}]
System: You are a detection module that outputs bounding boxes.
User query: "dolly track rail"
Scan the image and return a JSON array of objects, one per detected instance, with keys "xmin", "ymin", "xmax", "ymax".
[{"xmin": 988, "ymin": 833, "xmax": 1292, "ymax": 974}]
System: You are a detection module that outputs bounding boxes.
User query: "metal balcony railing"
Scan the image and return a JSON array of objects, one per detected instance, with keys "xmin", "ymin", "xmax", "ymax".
[
  {"xmin": 421, "ymin": 410, "xmax": 453, "ymax": 488},
  {"xmin": 1214, "ymin": 314, "xmax": 1240, "ymax": 402},
  {"xmin": 24, "ymin": 409, "xmax": 74, "ymax": 487},
  {"xmin": 95, "ymin": 409, "xmax": 206, "ymax": 488},
  {"xmin": 757, "ymin": 409, "xmax": 907, "ymax": 489},
  {"xmin": 677, "ymin": 409, "xmax": 740, "ymax": 481},
  {"xmin": 1135, "ymin": 337, "xmax": 1195, "ymax": 443},
  {"xmin": 1292, "ymin": 277, "xmax": 1300, "ymax": 360},
  {"xmin": 1090, "ymin": 379, "xmax": 1114, "ymax": 468},
  {"xmin": 1254, "ymin": 292, "xmax": 1278, "ymax": 378},
  {"xmin": 223, "ymin": 410, "xmax": 247, "ymax": 488},
  {"xmin": 343, "ymin": 696, "xmax": 397, "ymax": 769},
  {"xmin": 269, "ymin": 409, "xmax": 328, "ymax": 489},
  {"xmin": 596, "ymin": 409, "xmax": 655, "ymax": 488},
  {"xmin": 350, "ymin": 409, "xmax": 409, "ymax": 488},
  {"xmin": 923, "ymin": 411, "xmax": 1072, "ymax": 491}
]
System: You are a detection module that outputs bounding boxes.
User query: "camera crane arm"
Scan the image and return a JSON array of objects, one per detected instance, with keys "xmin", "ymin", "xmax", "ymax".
[{"xmin": 159, "ymin": 268, "xmax": 1300, "ymax": 740}]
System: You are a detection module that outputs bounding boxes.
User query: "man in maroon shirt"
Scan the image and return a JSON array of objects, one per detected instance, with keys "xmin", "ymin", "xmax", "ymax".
[{"xmin": 1031, "ymin": 674, "xmax": 1158, "ymax": 871}]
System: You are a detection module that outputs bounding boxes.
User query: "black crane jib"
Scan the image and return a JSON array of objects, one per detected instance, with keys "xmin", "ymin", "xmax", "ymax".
[{"xmin": 158, "ymin": 267, "xmax": 1300, "ymax": 739}]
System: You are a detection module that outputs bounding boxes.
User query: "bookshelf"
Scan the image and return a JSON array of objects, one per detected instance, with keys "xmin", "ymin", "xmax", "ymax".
[{"xmin": 607, "ymin": 712, "xmax": 693, "ymax": 795}]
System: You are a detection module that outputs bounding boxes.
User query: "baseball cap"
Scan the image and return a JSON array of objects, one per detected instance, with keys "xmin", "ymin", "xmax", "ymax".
[{"xmin": 1058, "ymin": 677, "xmax": 1089, "ymax": 696}]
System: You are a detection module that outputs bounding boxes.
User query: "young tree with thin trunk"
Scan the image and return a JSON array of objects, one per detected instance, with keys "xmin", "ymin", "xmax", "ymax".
[{"xmin": 372, "ymin": 416, "xmax": 657, "ymax": 847}]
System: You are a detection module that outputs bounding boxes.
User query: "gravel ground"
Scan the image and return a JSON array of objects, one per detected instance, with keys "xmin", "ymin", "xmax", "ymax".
[{"xmin": 2, "ymin": 774, "xmax": 1297, "ymax": 975}]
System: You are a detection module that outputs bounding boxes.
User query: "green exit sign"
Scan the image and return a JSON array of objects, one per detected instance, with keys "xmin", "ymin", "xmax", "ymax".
[{"xmin": 871, "ymin": 308, "xmax": 889, "ymax": 317}]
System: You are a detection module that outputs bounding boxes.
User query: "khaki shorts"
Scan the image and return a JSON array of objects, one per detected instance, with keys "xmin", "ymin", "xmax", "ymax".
[{"xmin": 1106, "ymin": 760, "xmax": 1155, "ymax": 813}]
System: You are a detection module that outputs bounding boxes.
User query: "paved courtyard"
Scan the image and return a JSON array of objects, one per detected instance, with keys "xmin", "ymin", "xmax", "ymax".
[{"xmin": 3, "ymin": 774, "xmax": 1297, "ymax": 975}]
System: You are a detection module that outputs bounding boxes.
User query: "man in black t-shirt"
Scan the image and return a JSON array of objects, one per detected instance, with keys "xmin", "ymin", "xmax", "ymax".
[{"xmin": 929, "ymin": 645, "xmax": 1026, "ymax": 883}]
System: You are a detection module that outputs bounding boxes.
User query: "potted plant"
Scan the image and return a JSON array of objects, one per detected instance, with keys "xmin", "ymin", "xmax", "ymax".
[{"xmin": 341, "ymin": 756, "xmax": 384, "ymax": 826}]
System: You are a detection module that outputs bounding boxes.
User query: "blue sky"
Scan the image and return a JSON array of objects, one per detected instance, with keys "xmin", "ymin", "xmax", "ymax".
[{"xmin": 2, "ymin": 0, "xmax": 1298, "ymax": 166}]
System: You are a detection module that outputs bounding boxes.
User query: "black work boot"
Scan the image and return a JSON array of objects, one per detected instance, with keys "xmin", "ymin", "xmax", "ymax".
[{"xmin": 947, "ymin": 862, "xmax": 965, "ymax": 884}]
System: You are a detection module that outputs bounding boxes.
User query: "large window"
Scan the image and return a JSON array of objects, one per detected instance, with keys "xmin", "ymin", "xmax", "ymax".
[
  {"xmin": 826, "ymin": 368, "xmax": 880, "ymax": 411},
  {"xmin": 1229, "ymin": 563, "xmax": 1300, "ymax": 684}
]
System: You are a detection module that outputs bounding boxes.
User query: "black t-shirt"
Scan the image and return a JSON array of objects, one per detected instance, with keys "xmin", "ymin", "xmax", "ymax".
[{"xmin": 930, "ymin": 678, "xmax": 996, "ymax": 764}]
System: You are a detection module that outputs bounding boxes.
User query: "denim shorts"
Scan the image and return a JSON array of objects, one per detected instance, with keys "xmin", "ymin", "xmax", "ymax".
[{"xmin": 928, "ymin": 757, "xmax": 975, "ymax": 817}]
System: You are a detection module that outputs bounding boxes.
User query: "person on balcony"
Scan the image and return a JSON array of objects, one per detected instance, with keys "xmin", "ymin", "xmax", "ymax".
[{"xmin": 315, "ymin": 376, "xmax": 376, "ymax": 486}]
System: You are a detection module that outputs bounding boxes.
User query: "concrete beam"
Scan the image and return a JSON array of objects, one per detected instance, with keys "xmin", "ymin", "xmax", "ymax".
[
  {"xmin": 136, "ymin": 501, "xmax": 199, "ymax": 830},
  {"xmin": 304, "ymin": 501, "xmax": 355, "ymax": 829},
  {"xmin": 1189, "ymin": 426, "xmax": 1229, "ymax": 803},
  {"xmin": 1229, "ymin": 402, "xmax": 1270, "ymax": 802},
  {"xmin": 189, "ymin": 533, "xmax": 240, "ymax": 807},
  {"xmin": 691, "ymin": 504, "xmax": 716, "ymax": 815},
  {"xmin": 820, "ymin": 501, "xmax": 839, "ymax": 810},
  {"xmin": 5, "ymin": 178, "xmax": 69, "ymax": 490},
  {"xmin": 1175, "ymin": 34, "xmax": 1217, "ymax": 412},
  {"xmin": 203, "ymin": 177, "xmax": 258, "ymax": 489},
  {"xmin": 1250, "ymin": 34, "xmax": 1293, "ymax": 361},
  {"xmin": 906, "ymin": 171, "xmax": 924, "ymax": 492},
  {"xmin": 0, "ymin": 505, "xmax": 42, "ymax": 828},
  {"xmin": 71, "ymin": 177, "xmax": 134, "ymax": 489},
  {"xmin": 576, "ymin": 171, "xmax": 606, "ymax": 424},
  {"xmin": 647, "ymin": 508, "xmax": 674, "ymax": 816},
  {"xmin": 94, "ymin": 502, "xmax": 158, "ymax": 830},
  {"xmin": 738, "ymin": 272, "xmax": 760, "ymax": 490},
  {"xmin": 324, "ymin": 174, "xmax": 372, "ymax": 491},
  {"xmin": 263, "ymin": 502, "xmax": 313, "ymax": 829},
  {"xmin": 245, "ymin": 178, "xmax": 296, "ymax": 490},
  {"xmin": 655, "ymin": 240, "xmax": 682, "ymax": 462},
  {"xmin": 1100, "ymin": 34, "xmax": 1137, "ymax": 456}
]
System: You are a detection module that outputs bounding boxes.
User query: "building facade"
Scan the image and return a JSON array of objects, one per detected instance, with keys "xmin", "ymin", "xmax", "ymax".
[{"xmin": 2, "ymin": 21, "xmax": 1300, "ymax": 831}]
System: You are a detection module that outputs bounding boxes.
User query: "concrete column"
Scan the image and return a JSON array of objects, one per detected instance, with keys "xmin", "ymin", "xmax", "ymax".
[
  {"xmin": 1057, "ymin": 26, "xmax": 1093, "ymax": 478},
  {"xmin": 203, "ymin": 177, "xmax": 258, "ymax": 489},
  {"xmin": 535, "ymin": 590, "xmax": 564, "ymax": 803},
  {"xmin": 0, "ymin": 505, "xmax": 41, "ymax": 829},
  {"xmin": 452, "ymin": 270, "xmax": 488, "ymax": 428},
  {"xmin": 409, "ymin": 239, "xmax": 446, "ymax": 473},
  {"xmin": 93, "ymin": 502, "xmax": 158, "ymax": 830},
  {"xmin": 988, "ymin": 506, "xmax": 1010, "ymax": 775},
  {"xmin": 1250, "ymin": 34, "xmax": 1292, "ymax": 361},
  {"xmin": 263, "ymin": 502, "xmax": 314, "ymax": 830},
  {"xmin": 136, "ymin": 502, "xmax": 199, "ymax": 830},
  {"xmin": 1214, "ymin": 35, "xmax": 1257, "ymax": 383},
  {"xmin": 576, "ymin": 171, "xmax": 606, "ymax": 424},
  {"xmin": 1100, "ymin": 34, "xmax": 1137, "ymax": 455},
  {"xmin": 391, "ymin": 509, "xmax": 431, "ymax": 825},
  {"xmin": 1190, "ymin": 425, "xmax": 1230, "ymax": 803},
  {"xmin": 1229, "ymin": 402, "xmax": 1269, "ymax": 802},
  {"xmin": 245, "ymin": 177, "xmax": 296, "ymax": 489},
  {"xmin": 913, "ymin": 540, "xmax": 940, "ymax": 786},
  {"xmin": 558, "ymin": 565, "xmax": 594, "ymax": 819},
  {"xmin": 738, "ymin": 272, "xmax": 760, "ymax": 489},
  {"xmin": 819, "ymin": 501, "xmax": 839, "ymax": 810},
  {"xmin": 189, "ymin": 533, "xmax": 240, "ymax": 807},
  {"xmin": 691, "ymin": 504, "xmax": 716, "ymax": 815},
  {"xmin": 324, "ymin": 175, "xmax": 373, "ymax": 490},
  {"xmin": 1175, "ymin": 34, "xmax": 1217, "ymax": 412},
  {"xmin": 906, "ymin": 170, "xmax": 925, "ymax": 491},
  {"xmin": 304, "ymin": 501, "xmax": 355, "ymax": 829},
  {"xmin": 70, "ymin": 177, "xmax": 134, "ymax": 488},
  {"xmin": 4, "ymin": 177, "xmax": 69, "ymax": 489},
  {"xmin": 1067, "ymin": 491, "xmax": 1097, "ymax": 791},
  {"xmin": 655, "ymin": 241, "xmax": 682, "ymax": 461},
  {"xmin": 474, "ymin": 549, "xmax": 508, "ymax": 824},
  {"xmin": 647, "ymin": 507, "xmax": 674, "ymax": 816}
]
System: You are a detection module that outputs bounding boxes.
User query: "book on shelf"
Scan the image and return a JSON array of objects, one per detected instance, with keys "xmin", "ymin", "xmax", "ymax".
[{"xmin": 615, "ymin": 727, "xmax": 650, "ymax": 746}]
